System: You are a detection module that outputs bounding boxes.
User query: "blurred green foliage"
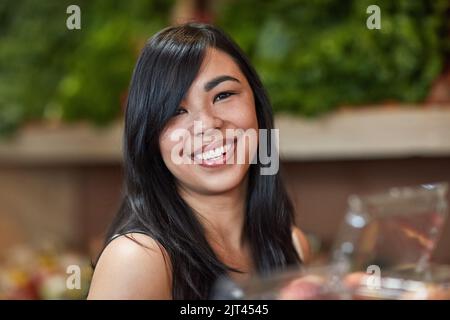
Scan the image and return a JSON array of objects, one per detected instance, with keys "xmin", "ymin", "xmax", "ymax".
[
  {"xmin": 0, "ymin": 1, "xmax": 449, "ymax": 136},
  {"xmin": 0, "ymin": 0, "xmax": 172, "ymax": 136},
  {"xmin": 217, "ymin": 0, "xmax": 450, "ymax": 116}
]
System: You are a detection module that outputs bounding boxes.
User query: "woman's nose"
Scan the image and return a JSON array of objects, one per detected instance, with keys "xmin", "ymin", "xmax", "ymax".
[{"xmin": 192, "ymin": 109, "xmax": 224, "ymax": 137}]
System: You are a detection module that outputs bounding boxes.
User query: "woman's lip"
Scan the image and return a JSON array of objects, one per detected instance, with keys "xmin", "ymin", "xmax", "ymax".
[
  {"xmin": 190, "ymin": 137, "xmax": 236, "ymax": 159},
  {"xmin": 194, "ymin": 137, "xmax": 237, "ymax": 168}
]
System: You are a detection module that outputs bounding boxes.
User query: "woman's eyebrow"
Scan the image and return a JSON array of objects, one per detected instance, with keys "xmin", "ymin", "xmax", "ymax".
[{"xmin": 204, "ymin": 75, "xmax": 240, "ymax": 92}]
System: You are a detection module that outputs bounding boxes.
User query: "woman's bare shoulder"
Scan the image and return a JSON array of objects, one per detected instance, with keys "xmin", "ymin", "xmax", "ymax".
[
  {"xmin": 87, "ymin": 233, "xmax": 172, "ymax": 300},
  {"xmin": 291, "ymin": 226, "xmax": 311, "ymax": 263}
]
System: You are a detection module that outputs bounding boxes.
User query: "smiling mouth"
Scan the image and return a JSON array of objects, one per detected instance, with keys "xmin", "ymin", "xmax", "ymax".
[{"xmin": 190, "ymin": 137, "xmax": 237, "ymax": 166}]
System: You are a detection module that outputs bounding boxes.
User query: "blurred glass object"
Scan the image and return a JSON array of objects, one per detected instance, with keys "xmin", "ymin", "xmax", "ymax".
[
  {"xmin": 347, "ymin": 263, "xmax": 450, "ymax": 300},
  {"xmin": 212, "ymin": 264, "xmax": 345, "ymax": 300},
  {"xmin": 332, "ymin": 182, "xmax": 448, "ymax": 273},
  {"xmin": 212, "ymin": 182, "xmax": 450, "ymax": 300},
  {"xmin": 212, "ymin": 263, "xmax": 450, "ymax": 300}
]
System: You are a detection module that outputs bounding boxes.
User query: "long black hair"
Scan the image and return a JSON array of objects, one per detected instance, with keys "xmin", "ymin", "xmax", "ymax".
[{"xmin": 100, "ymin": 23, "xmax": 301, "ymax": 299}]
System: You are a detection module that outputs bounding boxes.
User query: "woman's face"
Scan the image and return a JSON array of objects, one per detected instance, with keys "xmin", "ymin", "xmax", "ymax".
[{"xmin": 159, "ymin": 48, "xmax": 259, "ymax": 195}]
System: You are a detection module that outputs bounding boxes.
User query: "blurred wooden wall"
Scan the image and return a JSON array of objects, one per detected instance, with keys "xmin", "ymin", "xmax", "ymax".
[{"xmin": 1, "ymin": 157, "xmax": 449, "ymax": 265}]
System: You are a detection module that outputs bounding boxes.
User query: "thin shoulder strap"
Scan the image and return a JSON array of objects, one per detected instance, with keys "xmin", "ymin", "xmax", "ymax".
[
  {"xmin": 107, "ymin": 230, "xmax": 151, "ymax": 245},
  {"xmin": 93, "ymin": 230, "xmax": 151, "ymax": 268}
]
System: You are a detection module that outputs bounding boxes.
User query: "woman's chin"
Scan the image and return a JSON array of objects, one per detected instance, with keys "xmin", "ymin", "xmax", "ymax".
[{"xmin": 193, "ymin": 166, "xmax": 249, "ymax": 194}]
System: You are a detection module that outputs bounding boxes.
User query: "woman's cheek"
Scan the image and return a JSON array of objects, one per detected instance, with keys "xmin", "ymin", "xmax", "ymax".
[
  {"xmin": 239, "ymin": 100, "xmax": 259, "ymax": 157},
  {"xmin": 159, "ymin": 129, "xmax": 181, "ymax": 168}
]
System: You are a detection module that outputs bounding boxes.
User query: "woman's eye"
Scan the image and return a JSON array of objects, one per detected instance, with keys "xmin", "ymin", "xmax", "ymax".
[
  {"xmin": 174, "ymin": 107, "xmax": 187, "ymax": 116},
  {"xmin": 213, "ymin": 91, "xmax": 235, "ymax": 103}
]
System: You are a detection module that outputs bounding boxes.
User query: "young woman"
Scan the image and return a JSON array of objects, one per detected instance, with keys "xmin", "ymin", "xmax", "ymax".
[{"xmin": 87, "ymin": 23, "xmax": 310, "ymax": 300}]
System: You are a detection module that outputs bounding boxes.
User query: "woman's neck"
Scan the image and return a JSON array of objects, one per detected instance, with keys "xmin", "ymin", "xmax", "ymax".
[{"xmin": 178, "ymin": 176, "xmax": 249, "ymax": 252}]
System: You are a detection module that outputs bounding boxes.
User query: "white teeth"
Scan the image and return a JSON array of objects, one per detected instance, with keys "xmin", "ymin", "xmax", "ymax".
[{"xmin": 195, "ymin": 143, "xmax": 233, "ymax": 161}]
